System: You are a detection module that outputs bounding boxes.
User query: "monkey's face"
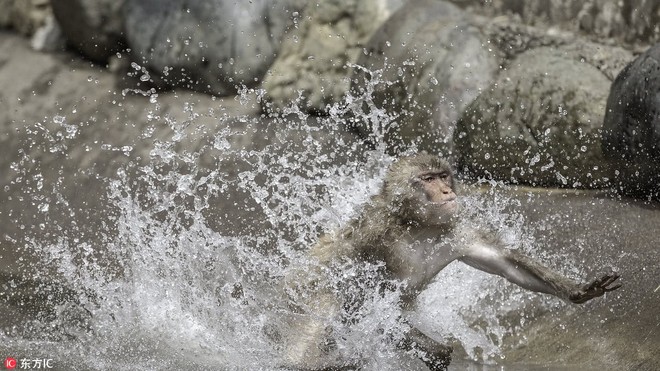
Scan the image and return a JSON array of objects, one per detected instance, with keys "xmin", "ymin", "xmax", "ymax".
[
  {"xmin": 412, "ymin": 170, "xmax": 458, "ymax": 225},
  {"xmin": 384, "ymin": 154, "xmax": 458, "ymax": 226}
]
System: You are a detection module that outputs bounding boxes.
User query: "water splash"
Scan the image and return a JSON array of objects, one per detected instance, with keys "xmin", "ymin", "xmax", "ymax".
[{"xmin": 1, "ymin": 69, "xmax": 553, "ymax": 370}]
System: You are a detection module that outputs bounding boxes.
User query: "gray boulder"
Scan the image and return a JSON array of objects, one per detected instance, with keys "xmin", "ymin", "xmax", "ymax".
[
  {"xmin": 352, "ymin": 0, "xmax": 499, "ymax": 156},
  {"xmin": 262, "ymin": 0, "xmax": 402, "ymax": 114},
  {"xmin": 51, "ymin": 0, "xmax": 125, "ymax": 63},
  {"xmin": 456, "ymin": 42, "xmax": 632, "ymax": 188},
  {"xmin": 123, "ymin": 0, "xmax": 305, "ymax": 95},
  {"xmin": 602, "ymin": 43, "xmax": 660, "ymax": 198}
]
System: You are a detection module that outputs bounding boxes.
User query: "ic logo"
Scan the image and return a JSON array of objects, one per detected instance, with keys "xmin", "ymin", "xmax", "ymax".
[{"xmin": 3, "ymin": 357, "xmax": 16, "ymax": 370}]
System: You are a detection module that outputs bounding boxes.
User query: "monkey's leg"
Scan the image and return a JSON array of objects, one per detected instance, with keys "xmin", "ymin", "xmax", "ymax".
[
  {"xmin": 398, "ymin": 327, "xmax": 452, "ymax": 371},
  {"xmin": 283, "ymin": 292, "xmax": 340, "ymax": 369}
]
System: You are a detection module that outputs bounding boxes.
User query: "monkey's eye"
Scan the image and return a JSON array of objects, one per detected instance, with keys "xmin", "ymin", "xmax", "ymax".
[
  {"xmin": 420, "ymin": 172, "xmax": 447, "ymax": 182},
  {"xmin": 420, "ymin": 174, "xmax": 437, "ymax": 182}
]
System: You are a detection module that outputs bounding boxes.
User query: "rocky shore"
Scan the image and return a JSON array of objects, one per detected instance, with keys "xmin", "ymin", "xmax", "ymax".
[{"xmin": 4, "ymin": 0, "xmax": 660, "ymax": 194}]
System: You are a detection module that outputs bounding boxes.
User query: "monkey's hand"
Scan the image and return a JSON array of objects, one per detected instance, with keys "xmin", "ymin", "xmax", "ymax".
[
  {"xmin": 569, "ymin": 272, "xmax": 621, "ymax": 304},
  {"xmin": 399, "ymin": 327, "xmax": 452, "ymax": 370}
]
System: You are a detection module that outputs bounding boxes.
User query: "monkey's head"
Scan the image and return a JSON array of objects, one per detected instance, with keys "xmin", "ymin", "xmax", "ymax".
[{"xmin": 383, "ymin": 154, "xmax": 458, "ymax": 227}]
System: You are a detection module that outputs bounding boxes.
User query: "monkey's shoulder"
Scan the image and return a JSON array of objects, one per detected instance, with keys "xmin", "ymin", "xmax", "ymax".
[{"xmin": 308, "ymin": 232, "xmax": 356, "ymax": 263}]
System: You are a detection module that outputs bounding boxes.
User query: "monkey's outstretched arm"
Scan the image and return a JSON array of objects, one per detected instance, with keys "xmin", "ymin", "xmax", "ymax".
[{"xmin": 459, "ymin": 241, "xmax": 620, "ymax": 303}]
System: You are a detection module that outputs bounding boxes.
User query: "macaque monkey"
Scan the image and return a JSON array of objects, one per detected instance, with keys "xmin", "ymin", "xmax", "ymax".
[{"xmin": 283, "ymin": 154, "xmax": 621, "ymax": 370}]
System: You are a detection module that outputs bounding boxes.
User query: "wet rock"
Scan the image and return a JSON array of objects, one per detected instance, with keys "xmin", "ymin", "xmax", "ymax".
[
  {"xmin": 30, "ymin": 14, "xmax": 66, "ymax": 53},
  {"xmin": 475, "ymin": 15, "xmax": 575, "ymax": 62},
  {"xmin": 556, "ymin": 40, "xmax": 633, "ymax": 81},
  {"xmin": 577, "ymin": 0, "xmax": 660, "ymax": 45},
  {"xmin": 455, "ymin": 42, "xmax": 632, "ymax": 188},
  {"xmin": 123, "ymin": 0, "xmax": 305, "ymax": 96},
  {"xmin": 0, "ymin": 0, "xmax": 12, "ymax": 28},
  {"xmin": 602, "ymin": 43, "xmax": 660, "ymax": 198},
  {"xmin": 351, "ymin": 0, "xmax": 499, "ymax": 156},
  {"xmin": 454, "ymin": 0, "xmax": 660, "ymax": 47},
  {"xmin": 579, "ymin": 0, "xmax": 660, "ymax": 45},
  {"xmin": 261, "ymin": 0, "xmax": 402, "ymax": 114},
  {"xmin": 51, "ymin": 0, "xmax": 125, "ymax": 63},
  {"xmin": 2, "ymin": 0, "xmax": 51, "ymax": 35}
]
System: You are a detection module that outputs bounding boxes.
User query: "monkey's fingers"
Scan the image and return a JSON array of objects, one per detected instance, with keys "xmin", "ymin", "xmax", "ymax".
[
  {"xmin": 580, "ymin": 274, "xmax": 621, "ymax": 298},
  {"xmin": 591, "ymin": 273, "xmax": 619, "ymax": 288},
  {"xmin": 603, "ymin": 283, "xmax": 622, "ymax": 292},
  {"xmin": 603, "ymin": 273, "xmax": 620, "ymax": 285},
  {"xmin": 599, "ymin": 273, "xmax": 619, "ymax": 285},
  {"xmin": 601, "ymin": 274, "xmax": 622, "ymax": 292}
]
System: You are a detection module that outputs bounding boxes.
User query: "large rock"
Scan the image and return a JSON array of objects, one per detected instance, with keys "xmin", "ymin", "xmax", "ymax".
[
  {"xmin": 455, "ymin": 42, "xmax": 632, "ymax": 188},
  {"xmin": 51, "ymin": 0, "xmax": 125, "ymax": 63},
  {"xmin": 262, "ymin": 0, "xmax": 401, "ymax": 114},
  {"xmin": 123, "ymin": 0, "xmax": 305, "ymax": 96},
  {"xmin": 602, "ymin": 43, "xmax": 660, "ymax": 198},
  {"xmin": 352, "ymin": 0, "xmax": 499, "ymax": 156}
]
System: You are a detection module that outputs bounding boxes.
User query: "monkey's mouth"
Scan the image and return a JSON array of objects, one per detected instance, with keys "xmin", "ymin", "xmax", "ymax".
[{"xmin": 432, "ymin": 198, "xmax": 457, "ymax": 206}]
